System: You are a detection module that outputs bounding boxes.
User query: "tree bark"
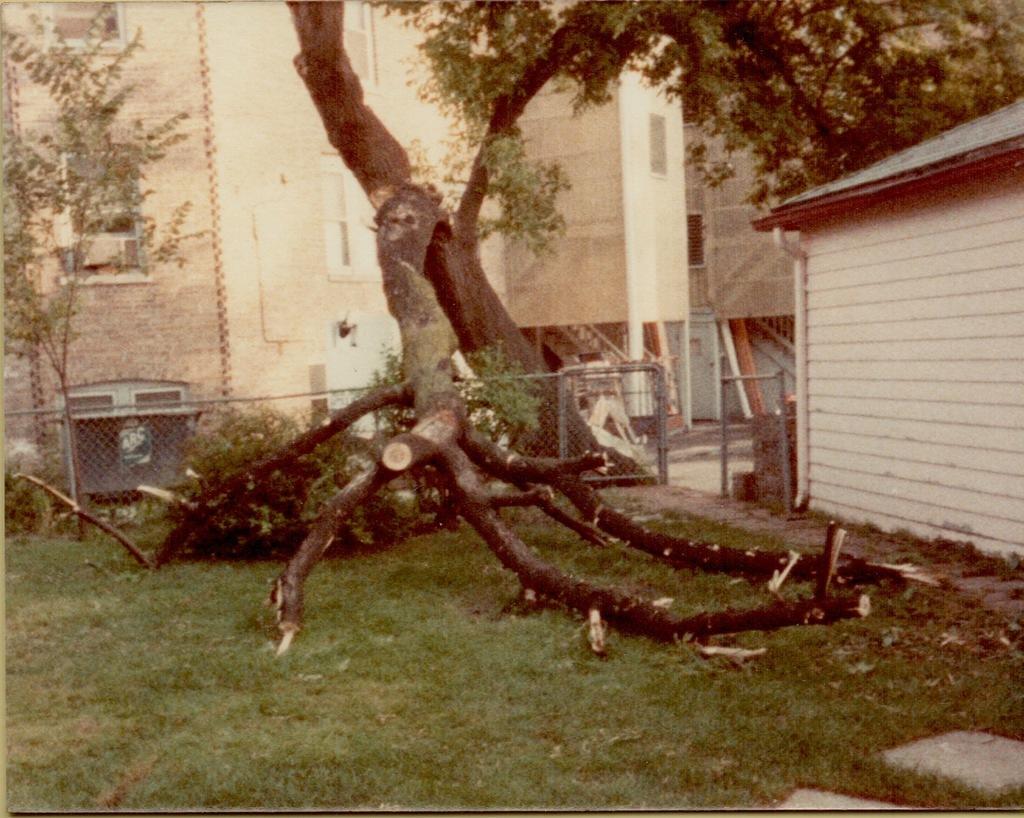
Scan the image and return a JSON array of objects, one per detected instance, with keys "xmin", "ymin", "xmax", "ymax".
[
  {"xmin": 445, "ymin": 447, "xmax": 869, "ymax": 643},
  {"xmin": 461, "ymin": 432, "xmax": 916, "ymax": 586}
]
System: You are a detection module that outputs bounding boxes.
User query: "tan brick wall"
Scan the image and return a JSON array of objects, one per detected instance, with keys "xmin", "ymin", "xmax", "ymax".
[
  {"xmin": 506, "ymin": 85, "xmax": 628, "ymax": 327},
  {"xmin": 3, "ymin": 3, "xmax": 226, "ymax": 411},
  {"xmin": 3, "ymin": 2, "xmax": 462, "ymax": 415},
  {"xmin": 201, "ymin": 2, "xmax": 463, "ymax": 399}
]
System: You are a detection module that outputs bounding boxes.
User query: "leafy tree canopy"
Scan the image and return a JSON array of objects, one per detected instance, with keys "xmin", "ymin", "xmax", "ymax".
[{"xmin": 391, "ymin": 0, "xmax": 1024, "ymax": 212}]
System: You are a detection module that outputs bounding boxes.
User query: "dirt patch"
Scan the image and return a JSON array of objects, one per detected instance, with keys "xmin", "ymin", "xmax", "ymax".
[{"xmin": 612, "ymin": 485, "xmax": 1024, "ymax": 620}]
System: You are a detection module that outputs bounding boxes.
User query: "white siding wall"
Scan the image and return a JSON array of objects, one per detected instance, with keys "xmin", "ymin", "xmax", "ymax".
[{"xmin": 803, "ymin": 170, "xmax": 1024, "ymax": 558}]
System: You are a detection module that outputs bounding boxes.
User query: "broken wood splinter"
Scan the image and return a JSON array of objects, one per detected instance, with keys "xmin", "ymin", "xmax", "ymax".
[
  {"xmin": 816, "ymin": 522, "xmax": 847, "ymax": 600},
  {"xmin": 588, "ymin": 608, "xmax": 607, "ymax": 656},
  {"xmin": 767, "ymin": 550, "xmax": 801, "ymax": 595}
]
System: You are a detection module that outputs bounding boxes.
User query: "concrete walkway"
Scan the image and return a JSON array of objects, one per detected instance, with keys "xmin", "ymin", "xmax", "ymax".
[{"xmin": 774, "ymin": 731, "xmax": 1024, "ymax": 809}]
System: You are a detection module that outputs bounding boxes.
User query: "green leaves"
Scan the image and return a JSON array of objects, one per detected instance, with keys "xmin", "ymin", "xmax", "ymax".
[
  {"xmin": 477, "ymin": 135, "xmax": 569, "ymax": 255},
  {"xmin": 392, "ymin": 0, "xmax": 1024, "ymax": 215}
]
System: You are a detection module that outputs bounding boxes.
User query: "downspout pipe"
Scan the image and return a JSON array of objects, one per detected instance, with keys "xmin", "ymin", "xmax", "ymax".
[{"xmin": 773, "ymin": 227, "xmax": 809, "ymax": 511}]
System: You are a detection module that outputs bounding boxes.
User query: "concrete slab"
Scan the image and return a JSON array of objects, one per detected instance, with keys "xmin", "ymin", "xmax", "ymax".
[
  {"xmin": 774, "ymin": 789, "xmax": 905, "ymax": 810},
  {"xmin": 882, "ymin": 731, "xmax": 1024, "ymax": 793},
  {"xmin": 667, "ymin": 457, "xmax": 753, "ymax": 494}
]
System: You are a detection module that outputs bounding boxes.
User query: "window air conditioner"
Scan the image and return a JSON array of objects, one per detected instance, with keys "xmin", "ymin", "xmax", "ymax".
[{"xmin": 82, "ymin": 235, "xmax": 140, "ymax": 270}]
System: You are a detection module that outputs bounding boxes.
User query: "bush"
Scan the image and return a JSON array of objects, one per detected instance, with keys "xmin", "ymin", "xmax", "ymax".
[
  {"xmin": 172, "ymin": 404, "xmax": 430, "ymax": 560},
  {"xmin": 172, "ymin": 344, "xmax": 540, "ymax": 560},
  {"xmin": 5, "ymin": 468, "xmax": 55, "ymax": 535},
  {"xmin": 460, "ymin": 344, "xmax": 540, "ymax": 448},
  {"xmin": 369, "ymin": 342, "xmax": 541, "ymax": 446},
  {"xmin": 172, "ymin": 406, "xmax": 324, "ymax": 559},
  {"xmin": 4, "ymin": 445, "xmax": 71, "ymax": 536}
]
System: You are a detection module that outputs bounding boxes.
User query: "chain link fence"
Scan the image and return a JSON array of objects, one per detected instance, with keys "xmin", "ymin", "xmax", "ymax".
[{"xmin": 4, "ymin": 363, "xmax": 668, "ymax": 502}]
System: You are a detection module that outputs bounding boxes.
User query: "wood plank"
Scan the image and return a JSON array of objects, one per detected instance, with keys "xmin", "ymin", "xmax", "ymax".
[
  {"xmin": 647, "ymin": 321, "xmax": 679, "ymax": 414},
  {"xmin": 808, "ymin": 377, "xmax": 1020, "ymax": 406},
  {"xmin": 809, "ymin": 411, "xmax": 1024, "ymax": 453},
  {"xmin": 809, "ymin": 428, "xmax": 1024, "ymax": 476},
  {"xmin": 811, "ymin": 445, "xmax": 1024, "ymax": 501},
  {"xmin": 809, "ymin": 359, "xmax": 1023, "ymax": 384},
  {"xmin": 719, "ymin": 320, "xmax": 752, "ymax": 419},
  {"xmin": 808, "ymin": 392, "xmax": 1024, "ymax": 428},
  {"xmin": 809, "ymin": 486, "xmax": 1023, "ymax": 557},
  {"xmin": 809, "ymin": 237, "xmax": 1023, "ymax": 290},
  {"xmin": 807, "ymin": 313, "xmax": 1024, "ymax": 345},
  {"xmin": 810, "ymin": 336, "xmax": 1024, "ymax": 363},
  {"xmin": 808, "ymin": 467, "xmax": 1024, "ymax": 534},
  {"xmin": 728, "ymin": 318, "xmax": 765, "ymax": 414},
  {"xmin": 808, "ymin": 217, "xmax": 1024, "ymax": 277},
  {"xmin": 809, "ymin": 265, "xmax": 1023, "ymax": 311},
  {"xmin": 805, "ymin": 180, "xmax": 1024, "ymax": 261},
  {"xmin": 808, "ymin": 288, "xmax": 1024, "ymax": 327}
]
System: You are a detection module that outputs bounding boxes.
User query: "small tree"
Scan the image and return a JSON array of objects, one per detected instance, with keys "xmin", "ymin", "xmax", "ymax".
[{"xmin": 3, "ymin": 9, "xmax": 198, "ymax": 512}]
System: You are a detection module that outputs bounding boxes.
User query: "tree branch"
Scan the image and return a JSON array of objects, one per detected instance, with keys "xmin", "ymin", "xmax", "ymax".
[
  {"xmin": 462, "ymin": 432, "xmax": 919, "ymax": 586},
  {"xmin": 271, "ymin": 463, "xmax": 392, "ymax": 655},
  {"xmin": 287, "ymin": 1, "xmax": 410, "ymax": 201},
  {"xmin": 155, "ymin": 383, "xmax": 412, "ymax": 566},
  {"xmin": 444, "ymin": 448, "xmax": 869, "ymax": 645},
  {"xmin": 16, "ymin": 473, "xmax": 153, "ymax": 569},
  {"xmin": 454, "ymin": 22, "xmax": 576, "ymax": 237}
]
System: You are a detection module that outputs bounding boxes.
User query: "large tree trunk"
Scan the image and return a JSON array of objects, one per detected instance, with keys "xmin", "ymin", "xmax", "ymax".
[
  {"xmin": 135, "ymin": 2, "xmax": 908, "ymax": 656},
  {"xmin": 229, "ymin": 2, "xmax": 903, "ymax": 657}
]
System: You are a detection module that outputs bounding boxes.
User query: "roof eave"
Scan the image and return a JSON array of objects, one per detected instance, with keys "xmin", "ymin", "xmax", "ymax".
[{"xmin": 753, "ymin": 137, "xmax": 1024, "ymax": 232}]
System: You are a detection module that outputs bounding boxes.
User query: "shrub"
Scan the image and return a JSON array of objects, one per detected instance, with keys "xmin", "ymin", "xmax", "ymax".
[
  {"xmin": 369, "ymin": 342, "xmax": 541, "ymax": 446},
  {"xmin": 460, "ymin": 344, "xmax": 541, "ymax": 448},
  {"xmin": 4, "ymin": 444, "xmax": 71, "ymax": 536},
  {"xmin": 172, "ymin": 344, "xmax": 540, "ymax": 560},
  {"xmin": 171, "ymin": 404, "xmax": 429, "ymax": 560},
  {"xmin": 172, "ymin": 405, "xmax": 322, "ymax": 559}
]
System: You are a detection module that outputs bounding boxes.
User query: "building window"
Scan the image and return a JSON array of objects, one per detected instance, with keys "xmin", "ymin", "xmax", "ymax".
[
  {"xmin": 52, "ymin": 3, "xmax": 124, "ymax": 47},
  {"xmin": 57, "ymin": 152, "xmax": 144, "ymax": 276},
  {"xmin": 344, "ymin": 0, "xmax": 376, "ymax": 85},
  {"xmin": 687, "ymin": 213, "xmax": 705, "ymax": 267},
  {"xmin": 649, "ymin": 113, "xmax": 667, "ymax": 176},
  {"xmin": 321, "ymin": 155, "xmax": 353, "ymax": 278}
]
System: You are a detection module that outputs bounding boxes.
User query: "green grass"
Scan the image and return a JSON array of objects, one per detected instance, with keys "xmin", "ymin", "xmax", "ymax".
[{"xmin": 6, "ymin": 513, "xmax": 1024, "ymax": 810}]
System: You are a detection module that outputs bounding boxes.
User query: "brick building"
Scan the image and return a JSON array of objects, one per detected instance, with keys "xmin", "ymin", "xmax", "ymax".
[
  {"xmin": 5, "ymin": 2, "xmax": 787, "ymax": 474},
  {"xmin": 3, "ymin": 1, "xmax": 466, "ymax": 450}
]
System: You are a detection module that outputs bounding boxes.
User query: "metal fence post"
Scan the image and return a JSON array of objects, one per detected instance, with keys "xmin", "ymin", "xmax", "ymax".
[
  {"xmin": 777, "ymin": 368, "xmax": 793, "ymax": 514},
  {"xmin": 61, "ymin": 412, "xmax": 78, "ymax": 503},
  {"xmin": 720, "ymin": 375, "xmax": 729, "ymax": 498},
  {"xmin": 557, "ymin": 370, "xmax": 569, "ymax": 460},
  {"xmin": 655, "ymin": 364, "xmax": 668, "ymax": 485}
]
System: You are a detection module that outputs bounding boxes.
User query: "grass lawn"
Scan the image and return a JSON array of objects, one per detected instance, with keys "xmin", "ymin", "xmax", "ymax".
[{"xmin": 6, "ymin": 510, "xmax": 1024, "ymax": 810}]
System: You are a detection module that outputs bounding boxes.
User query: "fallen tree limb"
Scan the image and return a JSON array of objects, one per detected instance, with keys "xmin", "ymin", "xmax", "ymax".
[
  {"xmin": 462, "ymin": 432, "xmax": 926, "ymax": 587},
  {"xmin": 271, "ymin": 463, "xmax": 393, "ymax": 654},
  {"xmin": 15, "ymin": 474, "xmax": 153, "ymax": 569},
  {"xmin": 533, "ymin": 493, "xmax": 614, "ymax": 548},
  {"xmin": 816, "ymin": 521, "xmax": 846, "ymax": 600},
  {"xmin": 445, "ymin": 447, "xmax": 870, "ymax": 645}
]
